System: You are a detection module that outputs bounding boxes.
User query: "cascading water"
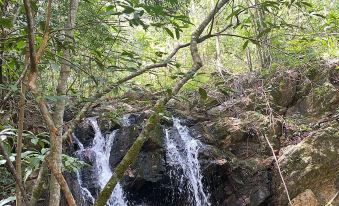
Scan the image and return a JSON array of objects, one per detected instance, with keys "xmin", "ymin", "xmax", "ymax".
[
  {"xmin": 165, "ymin": 117, "xmax": 211, "ymax": 206},
  {"xmin": 73, "ymin": 118, "xmax": 128, "ymax": 206},
  {"xmin": 88, "ymin": 118, "xmax": 128, "ymax": 206},
  {"xmin": 72, "ymin": 115, "xmax": 210, "ymax": 206},
  {"xmin": 72, "ymin": 134, "xmax": 96, "ymax": 204}
]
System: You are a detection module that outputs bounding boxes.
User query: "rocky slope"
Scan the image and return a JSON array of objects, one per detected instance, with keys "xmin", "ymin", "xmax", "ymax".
[{"xmin": 65, "ymin": 59, "xmax": 339, "ymax": 206}]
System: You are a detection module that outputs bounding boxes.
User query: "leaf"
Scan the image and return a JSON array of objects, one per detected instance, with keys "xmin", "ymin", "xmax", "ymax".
[
  {"xmin": 242, "ymin": 40, "xmax": 249, "ymax": 50},
  {"xmin": 0, "ymin": 196, "xmax": 15, "ymax": 206},
  {"xmin": 31, "ymin": 138, "xmax": 39, "ymax": 145},
  {"xmin": 313, "ymin": 13, "xmax": 326, "ymax": 18},
  {"xmin": 174, "ymin": 63, "xmax": 181, "ymax": 68},
  {"xmin": 198, "ymin": 87, "xmax": 208, "ymax": 100},
  {"xmin": 0, "ymin": 159, "xmax": 6, "ymax": 165},
  {"xmin": 300, "ymin": 1, "xmax": 313, "ymax": 7},
  {"xmin": 0, "ymin": 17, "xmax": 13, "ymax": 28},
  {"xmin": 175, "ymin": 28, "xmax": 181, "ymax": 39},
  {"xmin": 122, "ymin": 5, "xmax": 135, "ymax": 14},
  {"xmin": 226, "ymin": 8, "xmax": 242, "ymax": 20},
  {"xmin": 16, "ymin": 41, "xmax": 26, "ymax": 50},
  {"xmin": 24, "ymin": 168, "xmax": 32, "ymax": 182},
  {"xmin": 164, "ymin": 28, "xmax": 174, "ymax": 38}
]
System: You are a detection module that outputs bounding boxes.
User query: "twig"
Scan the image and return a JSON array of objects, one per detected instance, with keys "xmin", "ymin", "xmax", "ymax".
[
  {"xmin": 263, "ymin": 134, "xmax": 292, "ymax": 205},
  {"xmin": 261, "ymin": 84, "xmax": 293, "ymax": 206},
  {"xmin": 325, "ymin": 191, "xmax": 339, "ymax": 206}
]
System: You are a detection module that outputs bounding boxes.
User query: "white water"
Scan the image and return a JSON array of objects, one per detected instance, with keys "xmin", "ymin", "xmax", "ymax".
[
  {"xmin": 72, "ymin": 134, "xmax": 96, "ymax": 204},
  {"xmin": 73, "ymin": 118, "xmax": 128, "ymax": 206},
  {"xmin": 165, "ymin": 118, "xmax": 210, "ymax": 206},
  {"xmin": 75, "ymin": 170, "xmax": 96, "ymax": 204},
  {"xmin": 88, "ymin": 118, "xmax": 128, "ymax": 206}
]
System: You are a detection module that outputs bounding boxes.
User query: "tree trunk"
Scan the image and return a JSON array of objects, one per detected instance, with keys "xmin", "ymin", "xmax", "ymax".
[
  {"xmin": 22, "ymin": 0, "xmax": 76, "ymax": 204},
  {"xmin": 253, "ymin": 0, "xmax": 271, "ymax": 70},
  {"xmin": 49, "ymin": 0, "xmax": 79, "ymax": 205},
  {"xmin": 15, "ymin": 53, "xmax": 29, "ymax": 206}
]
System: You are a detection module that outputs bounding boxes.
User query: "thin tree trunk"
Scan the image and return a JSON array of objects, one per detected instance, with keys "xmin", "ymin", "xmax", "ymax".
[
  {"xmin": 94, "ymin": 0, "xmax": 230, "ymax": 205},
  {"xmin": 215, "ymin": 31, "xmax": 227, "ymax": 81},
  {"xmin": 49, "ymin": 0, "xmax": 79, "ymax": 205},
  {"xmin": 0, "ymin": 50, "xmax": 3, "ymax": 99},
  {"xmin": 29, "ymin": 160, "xmax": 48, "ymax": 206},
  {"xmin": 15, "ymin": 53, "xmax": 29, "ymax": 206},
  {"xmin": 22, "ymin": 0, "xmax": 76, "ymax": 205},
  {"xmin": 251, "ymin": 0, "xmax": 271, "ymax": 70}
]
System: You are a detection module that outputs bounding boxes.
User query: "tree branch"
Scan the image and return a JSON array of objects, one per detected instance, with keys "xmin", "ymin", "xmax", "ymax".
[
  {"xmin": 36, "ymin": 0, "xmax": 52, "ymax": 64},
  {"xmin": 62, "ymin": 23, "xmax": 233, "ymax": 142}
]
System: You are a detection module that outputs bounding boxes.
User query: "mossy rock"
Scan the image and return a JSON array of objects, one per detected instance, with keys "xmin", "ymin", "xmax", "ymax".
[{"xmin": 273, "ymin": 122, "xmax": 339, "ymax": 205}]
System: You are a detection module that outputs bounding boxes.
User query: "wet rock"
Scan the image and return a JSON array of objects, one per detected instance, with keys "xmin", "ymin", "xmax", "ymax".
[
  {"xmin": 199, "ymin": 143, "xmax": 271, "ymax": 206},
  {"xmin": 97, "ymin": 117, "xmax": 121, "ymax": 133},
  {"xmin": 74, "ymin": 119, "xmax": 95, "ymax": 148},
  {"xmin": 109, "ymin": 125, "xmax": 140, "ymax": 167}
]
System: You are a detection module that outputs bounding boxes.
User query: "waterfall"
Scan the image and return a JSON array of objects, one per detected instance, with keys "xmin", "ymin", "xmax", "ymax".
[
  {"xmin": 165, "ymin": 117, "xmax": 210, "ymax": 206},
  {"xmin": 89, "ymin": 118, "xmax": 128, "ymax": 206},
  {"xmin": 72, "ymin": 134, "xmax": 95, "ymax": 204},
  {"xmin": 73, "ymin": 115, "xmax": 210, "ymax": 206},
  {"xmin": 73, "ymin": 118, "xmax": 128, "ymax": 206},
  {"xmin": 75, "ymin": 170, "xmax": 96, "ymax": 204}
]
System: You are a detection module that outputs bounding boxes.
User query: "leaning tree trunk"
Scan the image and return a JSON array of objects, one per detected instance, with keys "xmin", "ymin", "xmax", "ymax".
[
  {"xmin": 93, "ymin": 0, "xmax": 230, "ymax": 205},
  {"xmin": 49, "ymin": 0, "xmax": 79, "ymax": 205}
]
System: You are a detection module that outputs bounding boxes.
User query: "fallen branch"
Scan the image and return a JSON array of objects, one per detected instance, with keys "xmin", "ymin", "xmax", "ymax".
[{"xmin": 263, "ymin": 134, "xmax": 292, "ymax": 205}]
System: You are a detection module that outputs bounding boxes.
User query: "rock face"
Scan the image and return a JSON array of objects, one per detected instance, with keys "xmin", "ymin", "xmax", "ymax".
[
  {"xmin": 68, "ymin": 113, "xmax": 275, "ymax": 206},
  {"xmin": 290, "ymin": 189, "xmax": 319, "ymax": 206},
  {"xmin": 65, "ymin": 61, "xmax": 339, "ymax": 206},
  {"xmin": 273, "ymin": 121, "xmax": 339, "ymax": 205}
]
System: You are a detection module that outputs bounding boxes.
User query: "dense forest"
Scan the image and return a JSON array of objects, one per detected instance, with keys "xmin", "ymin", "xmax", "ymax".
[{"xmin": 0, "ymin": 0, "xmax": 338, "ymax": 205}]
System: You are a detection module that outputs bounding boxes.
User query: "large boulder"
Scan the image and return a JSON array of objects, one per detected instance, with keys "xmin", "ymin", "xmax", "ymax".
[
  {"xmin": 191, "ymin": 111, "xmax": 282, "ymax": 154},
  {"xmin": 270, "ymin": 70, "xmax": 301, "ymax": 109},
  {"xmin": 286, "ymin": 81, "xmax": 339, "ymax": 116},
  {"xmin": 272, "ymin": 121, "xmax": 339, "ymax": 205}
]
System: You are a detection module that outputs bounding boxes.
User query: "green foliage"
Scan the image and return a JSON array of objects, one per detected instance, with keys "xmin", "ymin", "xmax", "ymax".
[
  {"xmin": 62, "ymin": 154, "xmax": 87, "ymax": 172},
  {"xmin": 0, "ymin": 127, "xmax": 50, "ymax": 182}
]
